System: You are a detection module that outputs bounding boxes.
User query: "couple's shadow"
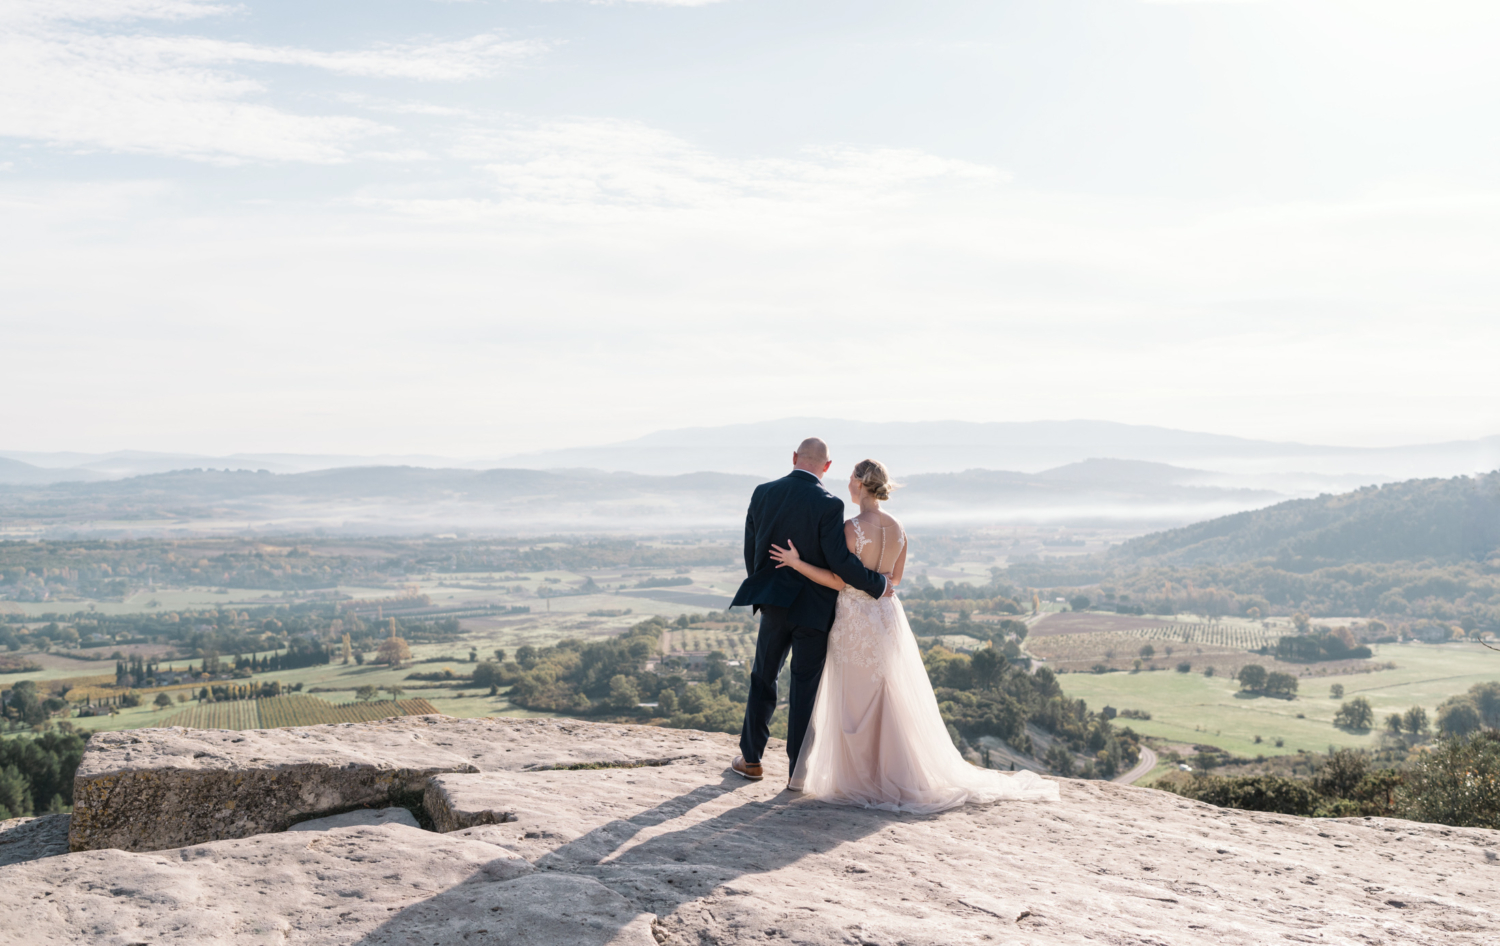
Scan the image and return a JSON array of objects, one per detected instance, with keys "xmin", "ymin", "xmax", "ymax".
[{"xmin": 354, "ymin": 771, "xmax": 898, "ymax": 943}]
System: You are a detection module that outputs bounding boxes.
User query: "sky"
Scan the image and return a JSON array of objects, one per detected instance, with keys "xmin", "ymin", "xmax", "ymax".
[{"xmin": 3, "ymin": 0, "xmax": 1499, "ymax": 457}]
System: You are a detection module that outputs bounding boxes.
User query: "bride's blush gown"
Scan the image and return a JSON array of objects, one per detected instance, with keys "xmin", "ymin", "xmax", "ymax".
[{"xmin": 791, "ymin": 517, "xmax": 1059, "ymax": 812}]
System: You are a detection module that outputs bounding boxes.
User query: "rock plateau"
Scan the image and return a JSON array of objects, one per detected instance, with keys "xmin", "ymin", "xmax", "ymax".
[{"xmin": 1, "ymin": 714, "xmax": 1496, "ymax": 945}]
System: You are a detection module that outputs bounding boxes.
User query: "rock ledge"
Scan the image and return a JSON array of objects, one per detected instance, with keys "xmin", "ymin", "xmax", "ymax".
[{"xmin": 4, "ymin": 715, "xmax": 1495, "ymax": 945}]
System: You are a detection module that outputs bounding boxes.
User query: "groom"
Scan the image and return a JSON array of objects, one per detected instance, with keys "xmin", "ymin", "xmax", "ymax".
[{"xmin": 729, "ymin": 437, "xmax": 892, "ymax": 783}]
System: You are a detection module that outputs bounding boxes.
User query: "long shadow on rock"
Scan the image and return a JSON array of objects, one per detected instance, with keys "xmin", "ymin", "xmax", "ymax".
[
  {"xmin": 352, "ymin": 774, "xmax": 892, "ymax": 945},
  {"xmin": 556, "ymin": 782, "xmax": 898, "ymax": 932}
]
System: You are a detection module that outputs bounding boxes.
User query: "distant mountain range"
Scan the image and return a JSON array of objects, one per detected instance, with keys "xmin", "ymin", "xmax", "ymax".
[
  {"xmin": 4, "ymin": 419, "xmax": 1496, "ymax": 536},
  {"xmin": 0, "ymin": 458, "xmax": 1285, "ymax": 535},
  {"xmin": 495, "ymin": 419, "xmax": 1500, "ymax": 485},
  {"xmin": 6, "ymin": 419, "xmax": 1499, "ymax": 486}
]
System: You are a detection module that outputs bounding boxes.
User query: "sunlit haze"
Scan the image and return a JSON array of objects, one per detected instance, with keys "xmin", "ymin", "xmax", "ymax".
[{"xmin": 4, "ymin": 0, "xmax": 1499, "ymax": 456}]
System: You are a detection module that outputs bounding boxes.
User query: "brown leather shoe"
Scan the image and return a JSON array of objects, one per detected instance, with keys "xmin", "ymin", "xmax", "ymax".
[{"xmin": 731, "ymin": 755, "xmax": 764, "ymax": 781}]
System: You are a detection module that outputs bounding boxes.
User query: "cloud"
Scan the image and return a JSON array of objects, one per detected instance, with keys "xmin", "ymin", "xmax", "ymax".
[
  {"xmin": 0, "ymin": 0, "xmax": 236, "ymax": 26},
  {"xmin": 0, "ymin": 3, "xmax": 544, "ymax": 163},
  {"xmin": 0, "ymin": 29, "xmax": 382, "ymax": 163},
  {"xmin": 448, "ymin": 117, "xmax": 1004, "ymax": 210},
  {"xmin": 154, "ymin": 33, "xmax": 549, "ymax": 82}
]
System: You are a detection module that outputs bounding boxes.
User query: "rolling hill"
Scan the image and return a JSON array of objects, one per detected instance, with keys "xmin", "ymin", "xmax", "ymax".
[{"xmin": 1111, "ymin": 471, "xmax": 1500, "ymax": 567}]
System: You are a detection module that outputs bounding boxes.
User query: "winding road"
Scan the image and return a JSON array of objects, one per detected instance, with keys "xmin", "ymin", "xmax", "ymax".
[{"xmin": 1114, "ymin": 746, "xmax": 1158, "ymax": 785}]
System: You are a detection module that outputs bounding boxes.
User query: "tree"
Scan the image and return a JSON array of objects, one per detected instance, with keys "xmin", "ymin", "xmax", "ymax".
[
  {"xmin": 607, "ymin": 674, "xmax": 641, "ymax": 712},
  {"xmin": 971, "ymin": 647, "xmax": 1004, "ymax": 690},
  {"xmin": 1398, "ymin": 731, "xmax": 1500, "ymax": 829},
  {"xmin": 4, "ymin": 681, "xmax": 47, "ymax": 725},
  {"xmin": 1403, "ymin": 705, "xmax": 1430, "ymax": 736},
  {"xmin": 0, "ymin": 764, "xmax": 32, "ymax": 820},
  {"xmin": 382, "ymin": 686, "xmax": 404, "ymax": 701},
  {"xmin": 354, "ymin": 685, "xmax": 379, "ymax": 702},
  {"xmin": 1385, "ymin": 713, "xmax": 1404, "ymax": 735},
  {"xmin": 1312, "ymin": 748, "xmax": 1370, "ymax": 798},
  {"xmin": 1472, "ymin": 682, "xmax": 1500, "ymax": 728},
  {"xmin": 657, "ymin": 688, "xmax": 678, "ymax": 715},
  {"xmin": 1333, "ymin": 697, "xmax": 1374, "ymax": 731},
  {"xmin": 705, "ymin": 651, "xmax": 729, "ymax": 684},
  {"xmin": 375, "ymin": 637, "xmax": 411, "ymax": 666},
  {"xmin": 493, "ymin": 649, "xmax": 507, "ymax": 664},
  {"xmin": 1139, "ymin": 644, "xmax": 1155, "ymax": 659},
  {"xmin": 1044, "ymin": 743, "xmax": 1075, "ymax": 777},
  {"xmin": 471, "ymin": 661, "xmax": 504, "ymax": 690},
  {"xmin": 1264, "ymin": 672, "xmax": 1298, "ymax": 699},
  {"xmin": 1237, "ymin": 664, "xmax": 1268, "ymax": 692},
  {"xmin": 1330, "ymin": 683, "xmax": 1345, "ymax": 700},
  {"xmin": 1176, "ymin": 661, "xmax": 1192, "ymax": 673},
  {"xmin": 1436, "ymin": 697, "xmax": 1483, "ymax": 737},
  {"xmin": 1068, "ymin": 595, "xmax": 1090, "ymax": 613},
  {"xmin": 153, "ymin": 692, "xmax": 174, "ymax": 709}
]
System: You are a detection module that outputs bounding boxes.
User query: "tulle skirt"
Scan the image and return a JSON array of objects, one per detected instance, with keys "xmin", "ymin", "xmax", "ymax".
[{"xmin": 792, "ymin": 586, "xmax": 1059, "ymax": 813}]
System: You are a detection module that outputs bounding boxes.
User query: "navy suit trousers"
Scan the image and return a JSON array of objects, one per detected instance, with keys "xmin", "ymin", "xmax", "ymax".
[{"xmin": 739, "ymin": 605, "xmax": 827, "ymax": 772}]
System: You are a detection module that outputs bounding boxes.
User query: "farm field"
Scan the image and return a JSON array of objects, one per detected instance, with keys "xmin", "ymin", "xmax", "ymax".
[
  {"xmin": 1057, "ymin": 642, "xmax": 1500, "ymax": 759},
  {"xmin": 160, "ymin": 695, "xmax": 439, "ymax": 730},
  {"xmin": 1025, "ymin": 611, "xmax": 1380, "ymax": 676},
  {"xmin": 661, "ymin": 624, "xmax": 758, "ymax": 661}
]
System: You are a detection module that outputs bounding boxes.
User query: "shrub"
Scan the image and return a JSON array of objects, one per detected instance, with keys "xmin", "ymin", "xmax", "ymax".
[
  {"xmin": 1162, "ymin": 773, "xmax": 1322, "ymax": 816},
  {"xmin": 1176, "ymin": 662, "xmax": 1192, "ymax": 673},
  {"xmin": 1312, "ymin": 748, "xmax": 1368, "ymax": 798},
  {"xmin": 1398, "ymin": 731, "xmax": 1500, "ymax": 829}
]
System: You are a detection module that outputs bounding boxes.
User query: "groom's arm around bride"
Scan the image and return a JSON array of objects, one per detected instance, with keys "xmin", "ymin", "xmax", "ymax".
[{"xmin": 728, "ymin": 438, "xmax": 890, "ymax": 782}]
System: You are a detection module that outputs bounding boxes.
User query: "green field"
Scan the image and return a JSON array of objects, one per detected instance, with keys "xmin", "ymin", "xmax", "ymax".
[
  {"xmin": 159, "ymin": 695, "xmax": 439, "ymax": 730},
  {"xmin": 1057, "ymin": 641, "xmax": 1500, "ymax": 759}
]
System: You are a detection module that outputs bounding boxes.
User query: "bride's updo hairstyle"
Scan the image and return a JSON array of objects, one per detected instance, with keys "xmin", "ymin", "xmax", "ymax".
[{"xmin": 852, "ymin": 459, "xmax": 899, "ymax": 501}]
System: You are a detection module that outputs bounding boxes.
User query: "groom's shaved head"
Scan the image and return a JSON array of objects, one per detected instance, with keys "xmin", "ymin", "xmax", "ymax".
[{"xmin": 795, "ymin": 437, "xmax": 829, "ymax": 464}]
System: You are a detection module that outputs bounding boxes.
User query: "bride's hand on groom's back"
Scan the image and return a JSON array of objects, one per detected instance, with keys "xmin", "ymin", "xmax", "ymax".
[{"xmin": 768, "ymin": 540, "xmax": 802, "ymax": 567}]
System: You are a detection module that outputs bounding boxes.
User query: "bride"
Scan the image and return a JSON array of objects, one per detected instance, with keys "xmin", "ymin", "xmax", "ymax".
[{"xmin": 768, "ymin": 459, "xmax": 1058, "ymax": 813}]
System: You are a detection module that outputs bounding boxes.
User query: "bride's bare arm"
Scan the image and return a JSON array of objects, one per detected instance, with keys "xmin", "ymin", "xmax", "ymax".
[
  {"xmin": 885, "ymin": 514, "xmax": 908, "ymax": 587},
  {"xmin": 768, "ymin": 540, "xmax": 847, "ymax": 591}
]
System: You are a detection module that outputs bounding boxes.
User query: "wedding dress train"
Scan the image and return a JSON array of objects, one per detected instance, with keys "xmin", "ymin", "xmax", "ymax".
[{"xmin": 792, "ymin": 520, "xmax": 1058, "ymax": 813}]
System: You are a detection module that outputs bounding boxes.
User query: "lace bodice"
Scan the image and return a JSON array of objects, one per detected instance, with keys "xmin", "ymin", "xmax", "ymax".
[{"xmin": 848, "ymin": 514, "xmax": 905, "ymax": 577}]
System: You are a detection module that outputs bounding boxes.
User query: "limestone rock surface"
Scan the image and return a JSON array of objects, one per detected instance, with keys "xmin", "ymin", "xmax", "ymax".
[
  {"xmin": 0, "ymin": 822, "xmax": 653, "ymax": 946},
  {"xmin": 18, "ymin": 716, "xmax": 1500, "ymax": 945},
  {"xmin": 0, "ymin": 813, "xmax": 70, "ymax": 867},
  {"xmin": 70, "ymin": 715, "xmax": 716, "ymax": 852},
  {"xmin": 288, "ymin": 807, "xmax": 420, "ymax": 832}
]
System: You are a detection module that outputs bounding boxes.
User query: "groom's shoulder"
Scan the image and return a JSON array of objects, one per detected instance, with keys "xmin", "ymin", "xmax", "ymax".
[{"xmin": 753, "ymin": 472, "xmax": 825, "ymax": 504}]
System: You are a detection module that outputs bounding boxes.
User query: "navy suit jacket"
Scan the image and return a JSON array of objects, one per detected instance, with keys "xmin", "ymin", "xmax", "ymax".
[{"xmin": 729, "ymin": 470, "xmax": 889, "ymax": 631}]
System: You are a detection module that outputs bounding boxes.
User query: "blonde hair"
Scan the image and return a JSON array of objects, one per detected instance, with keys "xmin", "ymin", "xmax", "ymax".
[{"xmin": 852, "ymin": 459, "xmax": 898, "ymax": 501}]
